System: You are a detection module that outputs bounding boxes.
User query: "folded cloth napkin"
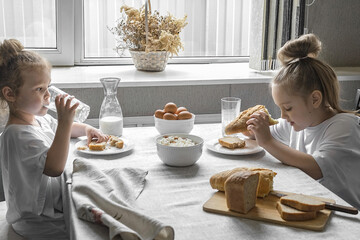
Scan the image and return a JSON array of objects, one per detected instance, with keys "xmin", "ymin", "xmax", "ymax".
[{"xmin": 71, "ymin": 158, "xmax": 174, "ymax": 240}]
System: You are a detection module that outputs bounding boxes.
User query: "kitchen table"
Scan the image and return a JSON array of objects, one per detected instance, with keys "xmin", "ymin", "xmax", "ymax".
[{"xmin": 62, "ymin": 123, "xmax": 360, "ymax": 240}]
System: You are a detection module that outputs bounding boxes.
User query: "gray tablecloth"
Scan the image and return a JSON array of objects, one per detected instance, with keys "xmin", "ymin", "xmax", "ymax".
[{"xmin": 62, "ymin": 124, "xmax": 360, "ymax": 240}]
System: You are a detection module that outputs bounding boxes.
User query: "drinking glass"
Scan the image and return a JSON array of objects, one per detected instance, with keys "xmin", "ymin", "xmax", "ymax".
[
  {"xmin": 221, "ymin": 97, "xmax": 241, "ymax": 136},
  {"xmin": 45, "ymin": 86, "xmax": 90, "ymax": 123}
]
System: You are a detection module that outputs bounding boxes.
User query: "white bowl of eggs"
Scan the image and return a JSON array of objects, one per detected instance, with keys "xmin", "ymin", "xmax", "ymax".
[
  {"xmin": 154, "ymin": 102, "xmax": 195, "ymax": 135},
  {"xmin": 156, "ymin": 134, "xmax": 204, "ymax": 167}
]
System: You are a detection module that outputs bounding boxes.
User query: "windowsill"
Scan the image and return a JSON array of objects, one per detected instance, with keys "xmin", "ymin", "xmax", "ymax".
[{"xmin": 51, "ymin": 63, "xmax": 360, "ymax": 88}]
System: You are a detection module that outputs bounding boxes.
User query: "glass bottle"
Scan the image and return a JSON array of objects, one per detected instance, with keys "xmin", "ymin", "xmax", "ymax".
[{"xmin": 99, "ymin": 77, "xmax": 123, "ymax": 136}]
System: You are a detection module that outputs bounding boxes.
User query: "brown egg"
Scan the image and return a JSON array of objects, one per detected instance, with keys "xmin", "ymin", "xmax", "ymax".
[
  {"xmin": 163, "ymin": 113, "xmax": 177, "ymax": 120},
  {"xmin": 155, "ymin": 109, "xmax": 166, "ymax": 119},
  {"xmin": 176, "ymin": 107, "xmax": 188, "ymax": 114},
  {"xmin": 178, "ymin": 111, "xmax": 193, "ymax": 120},
  {"xmin": 164, "ymin": 102, "xmax": 177, "ymax": 113}
]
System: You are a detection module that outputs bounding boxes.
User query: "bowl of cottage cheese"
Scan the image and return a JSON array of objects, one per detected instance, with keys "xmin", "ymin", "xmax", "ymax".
[{"xmin": 156, "ymin": 134, "xmax": 204, "ymax": 167}]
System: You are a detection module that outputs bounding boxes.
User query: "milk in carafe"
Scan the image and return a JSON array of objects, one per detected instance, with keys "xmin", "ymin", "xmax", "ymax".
[{"xmin": 99, "ymin": 77, "xmax": 123, "ymax": 136}]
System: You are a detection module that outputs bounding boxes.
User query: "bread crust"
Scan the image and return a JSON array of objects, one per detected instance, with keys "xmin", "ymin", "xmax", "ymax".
[
  {"xmin": 224, "ymin": 105, "xmax": 278, "ymax": 135},
  {"xmin": 276, "ymin": 202, "xmax": 317, "ymax": 221},
  {"xmin": 280, "ymin": 194, "xmax": 325, "ymax": 212}
]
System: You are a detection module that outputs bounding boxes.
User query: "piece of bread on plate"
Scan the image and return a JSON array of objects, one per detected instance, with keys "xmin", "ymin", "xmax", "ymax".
[
  {"xmin": 280, "ymin": 194, "xmax": 325, "ymax": 212},
  {"xmin": 115, "ymin": 139, "xmax": 124, "ymax": 149},
  {"xmin": 109, "ymin": 136, "xmax": 120, "ymax": 146},
  {"xmin": 89, "ymin": 141, "xmax": 107, "ymax": 151},
  {"xmin": 210, "ymin": 167, "xmax": 277, "ymax": 197},
  {"xmin": 218, "ymin": 137, "xmax": 246, "ymax": 149},
  {"xmin": 276, "ymin": 202, "xmax": 317, "ymax": 221},
  {"xmin": 225, "ymin": 171, "xmax": 260, "ymax": 214},
  {"xmin": 225, "ymin": 105, "xmax": 278, "ymax": 135}
]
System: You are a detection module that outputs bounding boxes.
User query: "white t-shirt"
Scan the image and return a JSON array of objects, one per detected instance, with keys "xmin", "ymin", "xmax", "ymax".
[
  {"xmin": 0, "ymin": 114, "xmax": 68, "ymax": 239},
  {"xmin": 271, "ymin": 113, "xmax": 360, "ymax": 210}
]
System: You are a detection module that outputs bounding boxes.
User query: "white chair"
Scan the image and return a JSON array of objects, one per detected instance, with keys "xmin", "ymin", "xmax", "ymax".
[{"xmin": 0, "ymin": 201, "xmax": 25, "ymax": 240}]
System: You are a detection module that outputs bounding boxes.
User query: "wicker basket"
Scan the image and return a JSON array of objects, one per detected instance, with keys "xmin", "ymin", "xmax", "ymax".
[
  {"xmin": 130, "ymin": 50, "xmax": 169, "ymax": 72},
  {"xmin": 129, "ymin": 0, "xmax": 169, "ymax": 72}
]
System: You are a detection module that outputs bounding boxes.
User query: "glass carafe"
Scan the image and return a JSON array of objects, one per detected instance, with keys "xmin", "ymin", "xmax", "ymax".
[{"xmin": 99, "ymin": 77, "xmax": 123, "ymax": 136}]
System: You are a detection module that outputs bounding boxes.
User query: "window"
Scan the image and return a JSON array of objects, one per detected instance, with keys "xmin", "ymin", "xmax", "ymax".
[
  {"xmin": 0, "ymin": 0, "xmax": 73, "ymax": 65},
  {"xmin": 0, "ymin": 0, "xmax": 56, "ymax": 48},
  {"xmin": 80, "ymin": 0, "xmax": 251, "ymax": 65},
  {"xmin": 1, "ymin": 0, "xmax": 251, "ymax": 66}
]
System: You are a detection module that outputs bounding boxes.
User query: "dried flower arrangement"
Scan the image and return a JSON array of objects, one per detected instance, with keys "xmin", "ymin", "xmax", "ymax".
[{"xmin": 109, "ymin": 1, "xmax": 188, "ymax": 56}]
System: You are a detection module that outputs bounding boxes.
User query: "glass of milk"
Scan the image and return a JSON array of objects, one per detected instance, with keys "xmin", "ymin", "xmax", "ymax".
[
  {"xmin": 45, "ymin": 86, "xmax": 90, "ymax": 123},
  {"xmin": 221, "ymin": 97, "xmax": 241, "ymax": 137},
  {"xmin": 99, "ymin": 77, "xmax": 123, "ymax": 136}
]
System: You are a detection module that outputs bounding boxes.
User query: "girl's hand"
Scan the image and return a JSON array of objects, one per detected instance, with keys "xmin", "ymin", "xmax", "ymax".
[
  {"xmin": 55, "ymin": 94, "xmax": 79, "ymax": 125},
  {"xmin": 85, "ymin": 126, "xmax": 109, "ymax": 145},
  {"xmin": 242, "ymin": 130, "xmax": 255, "ymax": 139},
  {"xmin": 246, "ymin": 111, "xmax": 273, "ymax": 147}
]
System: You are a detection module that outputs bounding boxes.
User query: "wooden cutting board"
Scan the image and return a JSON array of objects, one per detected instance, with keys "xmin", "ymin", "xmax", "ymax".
[{"xmin": 203, "ymin": 190, "xmax": 334, "ymax": 231}]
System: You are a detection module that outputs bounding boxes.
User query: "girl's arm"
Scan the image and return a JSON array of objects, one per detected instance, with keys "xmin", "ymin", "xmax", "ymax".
[
  {"xmin": 71, "ymin": 123, "xmax": 108, "ymax": 145},
  {"xmin": 247, "ymin": 111, "xmax": 323, "ymax": 180},
  {"xmin": 44, "ymin": 96, "xmax": 78, "ymax": 177}
]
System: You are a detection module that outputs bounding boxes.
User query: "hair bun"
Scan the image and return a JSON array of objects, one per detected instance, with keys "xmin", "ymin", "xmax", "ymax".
[
  {"xmin": 0, "ymin": 39, "xmax": 24, "ymax": 66},
  {"xmin": 277, "ymin": 33, "xmax": 322, "ymax": 66}
]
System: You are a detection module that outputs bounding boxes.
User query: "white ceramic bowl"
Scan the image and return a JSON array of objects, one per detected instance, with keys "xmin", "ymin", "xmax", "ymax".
[
  {"xmin": 156, "ymin": 133, "xmax": 204, "ymax": 167},
  {"xmin": 154, "ymin": 114, "xmax": 195, "ymax": 135}
]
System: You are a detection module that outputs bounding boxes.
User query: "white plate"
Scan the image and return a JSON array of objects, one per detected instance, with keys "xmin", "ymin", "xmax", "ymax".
[
  {"xmin": 75, "ymin": 138, "xmax": 134, "ymax": 155},
  {"xmin": 205, "ymin": 137, "xmax": 263, "ymax": 155}
]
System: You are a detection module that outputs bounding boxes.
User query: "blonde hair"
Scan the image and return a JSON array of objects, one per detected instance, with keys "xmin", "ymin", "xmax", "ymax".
[
  {"xmin": 0, "ymin": 39, "xmax": 51, "ymax": 102},
  {"xmin": 273, "ymin": 33, "xmax": 347, "ymax": 114}
]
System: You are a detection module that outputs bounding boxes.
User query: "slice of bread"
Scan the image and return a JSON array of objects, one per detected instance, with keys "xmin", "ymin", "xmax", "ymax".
[
  {"xmin": 276, "ymin": 202, "xmax": 317, "ymax": 221},
  {"xmin": 218, "ymin": 137, "xmax": 246, "ymax": 149},
  {"xmin": 89, "ymin": 141, "xmax": 106, "ymax": 151},
  {"xmin": 225, "ymin": 105, "xmax": 278, "ymax": 135},
  {"xmin": 225, "ymin": 171, "xmax": 260, "ymax": 214},
  {"xmin": 280, "ymin": 194, "xmax": 325, "ymax": 212}
]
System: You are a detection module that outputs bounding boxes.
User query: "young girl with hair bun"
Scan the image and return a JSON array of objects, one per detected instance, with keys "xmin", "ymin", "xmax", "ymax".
[
  {"xmin": 246, "ymin": 34, "xmax": 360, "ymax": 210},
  {"xmin": 0, "ymin": 39, "xmax": 107, "ymax": 239}
]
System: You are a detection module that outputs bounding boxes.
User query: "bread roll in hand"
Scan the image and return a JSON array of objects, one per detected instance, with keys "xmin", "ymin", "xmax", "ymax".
[{"xmin": 225, "ymin": 105, "xmax": 278, "ymax": 135}]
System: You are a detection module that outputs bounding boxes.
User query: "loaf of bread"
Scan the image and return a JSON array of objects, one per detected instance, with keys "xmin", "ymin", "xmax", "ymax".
[
  {"xmin": 218, "ymin": 137, "xmax": 246, "ymax": 149},
  {"xmin": 280, "ymin": 194, "xmax": 325, "ymax": 212},
  {"xmin": 250, "ymin": 167, "xmax": 277, "ymax": 197},
  {"xmin": 210, "ymin": 167, "xmax": 248, "ymax": 191},
  {"xmin": 225, "ymin": 105, "xmax": 278, "ymax": 135},
  {"xmin": 225, "ymin": 171, "xmax": 259, "ymax": 214},
  {"xmin": 276, "ymin": 202, "xmax": 317, "ymax": 221},
  {"xmin": 209, "ymin": 167, "xmax": 277, "ymax": 197},
  {"xmin": 89, "ymin": 141, "xmax": 107, "ymax": 151}
]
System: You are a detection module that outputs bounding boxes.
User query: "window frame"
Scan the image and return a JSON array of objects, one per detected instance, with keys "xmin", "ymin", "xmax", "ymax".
[{"xmin": 34, "ymin": 0, "xmax": 74, "ymax": 66}]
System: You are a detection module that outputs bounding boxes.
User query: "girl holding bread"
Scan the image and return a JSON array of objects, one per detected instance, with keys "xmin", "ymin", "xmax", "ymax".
[
  {"xmin": 0, "ymin": 39, "xmax": 107, "ymax": 239},
  {"xmin": 245, "ymin": 34, "xmax": 360, "ymax": 210}
]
